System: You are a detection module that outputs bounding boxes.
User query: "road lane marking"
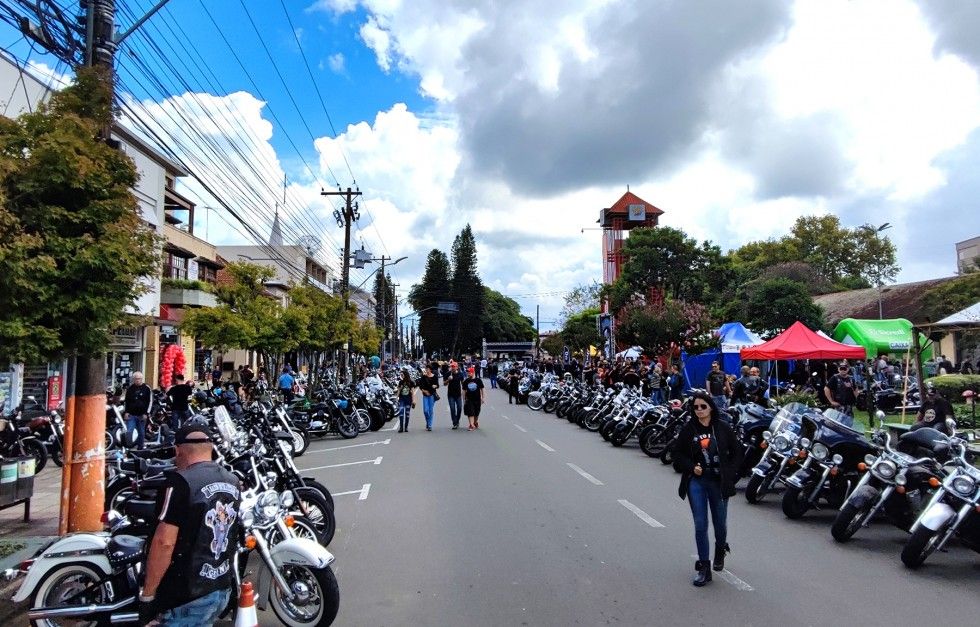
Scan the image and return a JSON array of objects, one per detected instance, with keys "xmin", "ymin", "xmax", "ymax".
[
  {"xmin": 335, "ymin": 483, "xmax": 372, "ymax": 500},
  {"xmin": 502, "ymin": 415, "xmax": 511, "ymax": 420},
  {"xmin": 567, "ymin": 463, "xmax": 603, "ymax": 485},
  {"xmin": 513, "ymin": 424, "xmax": 528, "ymax": 432},
  {"xmin": 306, "ymin": 439, "xmax": 391, "ymax": 454},
  {"xmin": 690, "ymin": 555, "xmax": 754, "ymax": 591},
  {"xmin": 536, "ymin": 439, "xmax": 556, "ymax": 452},
  {"xmin": 384, "ymin": 423, "xmax": 400, "ymax": 431},
  {"xmin": 300, "ymin": 456, "xmax": 383, "ymax": 472},
  {"xmin": 618, "ymin": 499, "xmax": 665, "ymax": 528}
]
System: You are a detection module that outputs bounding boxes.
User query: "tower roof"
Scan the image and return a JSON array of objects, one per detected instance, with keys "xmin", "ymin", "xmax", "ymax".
[{"xmin": 607, "ymin": 191, "xmax": 664, "ymax": 217}]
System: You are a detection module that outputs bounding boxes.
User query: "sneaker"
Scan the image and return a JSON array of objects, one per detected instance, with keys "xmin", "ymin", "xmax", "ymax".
[
  {"xmin": 452, "ymin": 424, "xmax": 459, "ymax": 430},
  {"xmin": 426, "ymin": 426, "xmax": 432, "ymax": 431},
  {"xmin": 398, "ymin": 427, "xmax": 404, "ymax": 433}
]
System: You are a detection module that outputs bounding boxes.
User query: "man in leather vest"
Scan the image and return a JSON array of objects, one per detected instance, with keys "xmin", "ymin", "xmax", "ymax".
[{"xmin": 141, "ymin": 423, "xmax": 242, "ymax": 625}]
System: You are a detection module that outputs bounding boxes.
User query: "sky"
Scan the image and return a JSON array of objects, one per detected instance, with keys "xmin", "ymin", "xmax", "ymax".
[{"xmin": 2, "ymin": 0, "xmax": 980, "ymax": 330}]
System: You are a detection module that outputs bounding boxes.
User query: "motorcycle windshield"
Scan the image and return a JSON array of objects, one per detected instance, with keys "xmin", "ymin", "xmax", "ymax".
[{"xmin": 768, "ymin": 402, "xmax": 807, "ymax": 435}]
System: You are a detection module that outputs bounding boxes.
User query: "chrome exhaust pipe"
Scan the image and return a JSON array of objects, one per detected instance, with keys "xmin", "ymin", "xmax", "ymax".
[
  {"xmin": 111, "ymin": 612, "xmax": 139, "ymax": 623},
  {"xmin": 27, "ymin": 596, "xmax": 135, "ymax": 620}
]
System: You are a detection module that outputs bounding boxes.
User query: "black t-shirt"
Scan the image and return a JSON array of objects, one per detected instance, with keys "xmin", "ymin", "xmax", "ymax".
[
  {"xmin": 827, "ymin": 374, "xmax": 856, "ymax": 405},
  {"xmin": 691, "ymin": 420, "xmax": 721, "ymax": 478},
  {"xmin": 417, "ymin": 374, "xmax": 439, "ymax": 396},
  {"xmin": 707, "ymin": 371, "xmax": 727, "ymax": 396},
  {"xmin": 918, "ymin": 397, "xmax": 953, "ymax": 426},
  {"xmin": 463, "ymin": 377, "xmax": 484, "ymax": 403},
  {"xmin": 444, "ymin": 370, "xmax": 463, "ymax": 397},
  {"xmin": 397, "ymin": 379, "xmax": 415, "ymax": 401},
  {"xmin": 167, "ymin": 383, "xmax": 193, "ymax": 411}
]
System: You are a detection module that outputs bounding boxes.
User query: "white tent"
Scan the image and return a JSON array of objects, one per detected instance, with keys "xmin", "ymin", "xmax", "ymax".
[
  {"xmin": 617, "ymin": 346, "xmax": 642, "ymax": 359},
  {"xmin": 933, "ymin": 301, "xmax": 980, "ymax": 327}
]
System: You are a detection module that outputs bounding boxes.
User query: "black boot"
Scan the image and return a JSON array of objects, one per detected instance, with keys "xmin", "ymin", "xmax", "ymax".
[
  {"xmin": 713, "ymin": 543, "xmax": 729, "ymax": 572},
  {"xmin": 692, "ymin": 560, "xmax": 712, "ymax": 587}
]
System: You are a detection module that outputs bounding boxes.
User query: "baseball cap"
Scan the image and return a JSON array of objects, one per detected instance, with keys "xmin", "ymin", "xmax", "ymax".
[
  {"xmin": 175, "ymin": 422, "xmax": 214, "ymax": 445},
  {"xmin": 467, "ymin": 366, "xmax": 475, "ymax": 374}
]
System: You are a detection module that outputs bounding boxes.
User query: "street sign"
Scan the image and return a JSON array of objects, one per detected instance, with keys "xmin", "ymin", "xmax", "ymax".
[{"xmin": 437, "ymin": 301, "xmax": 459, "ymax": 314}]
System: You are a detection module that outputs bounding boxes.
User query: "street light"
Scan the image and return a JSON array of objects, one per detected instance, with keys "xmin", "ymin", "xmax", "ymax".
[{"xmin": 874, "ymin": 222, "xmax": 892, "ymax": 319}]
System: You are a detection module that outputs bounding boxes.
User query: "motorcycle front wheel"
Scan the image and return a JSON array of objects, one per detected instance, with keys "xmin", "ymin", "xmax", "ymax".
[
  {"xmin": 355, "ymin": 409, "xmax": 371, "ymax": 433},
  {"xmin": 527, "ymin": 395, "xmax": 544, "ymax": 411},
  {"xmin": 294, "ymin": 488, "xmax": 336, "ymax": 546},
  {"xmin": 30, "ymin": 562, "xmax": 109, "ymax": 627},
  {"xmin": 268, "ymin": 563, "xmax": 340, "ymax": 627},
  {"xmin": 781, "ymin": 486, "xmax": 811, "ymax": 519},
  {"xmin": 901, "ymin": 524, "xmax": 945, "ymax": 569},
  {"xmin": 336, "ymin": 415, "xmax": 358, "ymax": 439},
  {"xmin": 291, "ymin": 429, "xmax": 310, "ymax": 457},
  {"xmin": 543, "ymin": 399, "xmax": 557, "ymax": 413},
  {"xmin": 744, "ymin": 474, "xmax": 768, "ymax": 504},
  {"xmin": 831, "ymin": 500, "xmax": 874, "ymax": 542}
]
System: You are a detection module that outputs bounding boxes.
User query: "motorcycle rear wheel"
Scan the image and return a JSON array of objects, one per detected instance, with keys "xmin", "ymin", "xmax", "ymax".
[
  {"xmin": 23, "ymin": 439, "xmax": 48, "ymax": 473},
  {"xmin": 30, "ymin": 562, "xmax": 107, "ymax": 627},
  {"xmin": 268, "ymin": 563, "xmax": 340, "ymax": 627}
]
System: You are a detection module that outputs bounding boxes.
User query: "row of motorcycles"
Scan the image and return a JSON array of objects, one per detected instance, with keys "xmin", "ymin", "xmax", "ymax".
[
  {"xmin": 522, "ymin": 374, "xmax": 980, "ymax": 569},
  {"xmin": 0, "ymin": 396, "xmax": 64, "ymax": 472},
  {"xmin": 8, "ymin": 370, "xmax": 404, "ymax": 626}
]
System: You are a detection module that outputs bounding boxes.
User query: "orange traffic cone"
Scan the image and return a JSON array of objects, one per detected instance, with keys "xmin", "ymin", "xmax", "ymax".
[{"xmin": 234, "ymin": 581, "xmax": 259, "ymax": 627}]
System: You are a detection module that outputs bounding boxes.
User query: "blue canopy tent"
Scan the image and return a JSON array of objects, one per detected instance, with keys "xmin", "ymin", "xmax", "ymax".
[{"xmin": 683, "ymin": 323, "xmax": 763, "ymax": 392}]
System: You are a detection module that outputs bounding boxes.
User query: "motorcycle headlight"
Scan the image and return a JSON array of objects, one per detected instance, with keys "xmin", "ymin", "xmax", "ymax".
[
  {"xmin": 256, "ymin": 490, "xmax": 281, "ymax": 522},
  {"xmin": 951, "ymin": 475, "xmax": 976, "ymax": 497},
  {"xmin": 811, "ymin": 443, "xmax": 829, "ymax": 461},
  {"xmin": 280, "ymin": 491, "xmax": 295, "ymax": 509},
  {"xmin": 772, "ymin": 434, "xmax": 791, "ymax": 452},
  {"xmin": 895, "ymin": 470, "xmax": 907, "ymax": 486},
  {"xmin": 864, "ymin": 454, "xmax": 877, "ymax": 466},
  {"xmin": 832, "ymin": 454, "xmax": 844, "ymax": 466},
  {"xmin": 799, "ymin": 437, "xmax": 811, "ymax": 449},
  {"xmin": 242, "ymin": 508, "xmax": 255, "ymax": 527},
  {"xmin": 874, "ymin": 460, "xmax": 897, "ymax": 479}
]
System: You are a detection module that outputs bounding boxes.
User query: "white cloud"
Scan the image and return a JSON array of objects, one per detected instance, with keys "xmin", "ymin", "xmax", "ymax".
[{"xmin": 327, "ymin": 52, "xmax": 346, "ymax": 74}]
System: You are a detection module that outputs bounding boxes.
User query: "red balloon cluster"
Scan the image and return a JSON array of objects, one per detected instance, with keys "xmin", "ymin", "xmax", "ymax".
[{"xmin": 159, "ymin": 343, "xmax": 187, "ymax": 388}]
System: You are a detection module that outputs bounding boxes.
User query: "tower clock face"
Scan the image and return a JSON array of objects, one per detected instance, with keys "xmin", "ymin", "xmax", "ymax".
[{"xmin": 628, "ymin": 204, "xmax": 646, "ymax": 220}]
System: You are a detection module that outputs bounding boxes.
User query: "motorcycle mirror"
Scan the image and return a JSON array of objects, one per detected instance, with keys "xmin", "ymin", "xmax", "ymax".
[
  {"xmin": 26, "ymin": 395, "xmax": 36, "ymax": 402},
  {"xmin": 945, "ymin": 417, "xmax": 957, "ymax": 435},
  {"xmin": 874, "ymin": 410, "xmax": 886, "ymax": 427}
]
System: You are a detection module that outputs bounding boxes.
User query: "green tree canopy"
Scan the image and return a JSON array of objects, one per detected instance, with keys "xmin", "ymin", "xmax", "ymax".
[
  {"xmin": 723, "ymin": 277, "xmax": 826, "ymax": 338},
  {"xmin": 0, "ymin": 66, "xmax": 159, "ymax": 363},
  {"xmin": 408, "ymin": 249, "xmax": 453, "ymax": 355},
  {"xmin": 618, "ymin": 300, "xmax": 717, "ymax": 356},
  {"xmin": 559, "ymin": 307, "xmax": 603, "ymax": 355},
  {"xmin": 450, "ymin": 224, "xmax": 485, "ymax": 353},
  {"xmin": 481, "ymin": 287, "xmax": 535, "ymax": 342}
]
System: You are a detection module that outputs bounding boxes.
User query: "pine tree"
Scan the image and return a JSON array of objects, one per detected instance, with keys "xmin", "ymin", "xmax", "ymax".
[
  {"xmin": 449, "ymin": 225, "xmax": 485, "ymax": 354},
  {"xmin": 373, "ymin": 272, "xmax": 395, "ymax": 329},
  {"xmin": 408, "ymin": 249, "xmax": 452, "ymax": 356}
]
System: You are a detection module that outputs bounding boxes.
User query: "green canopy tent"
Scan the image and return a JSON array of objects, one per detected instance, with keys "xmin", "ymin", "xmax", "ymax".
[{"xmin": 832, "ymin": 318, "xmax": 933, "ymax": 359}]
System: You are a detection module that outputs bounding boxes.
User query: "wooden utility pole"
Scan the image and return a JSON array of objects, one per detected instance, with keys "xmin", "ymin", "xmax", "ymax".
[{"xmin": 322, "ymin": 188, "xmax": 361, "ymax": 380}]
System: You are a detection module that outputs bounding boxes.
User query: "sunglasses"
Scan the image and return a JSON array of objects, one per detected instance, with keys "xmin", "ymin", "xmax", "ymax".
[{"xmin": 693, "ymin": 403, "xmax": 710, "ymax": 410}]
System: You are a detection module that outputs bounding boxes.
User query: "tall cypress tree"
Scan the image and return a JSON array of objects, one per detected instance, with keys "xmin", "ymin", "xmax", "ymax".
[
  {"xmin": 373, "ymin": 271, "xmax": 395, "ymax": 329},
  {"xmin": 408, "ymin": 249, "xmax": 452, "ymax": 356},
  {"xmin": 450, "ymin": 225, "xmax": 485, "ymax": 354}
]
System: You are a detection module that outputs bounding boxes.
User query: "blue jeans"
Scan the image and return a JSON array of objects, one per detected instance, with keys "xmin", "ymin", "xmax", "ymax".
[
  {"xmin": 159, "ymin": 589, "xmax": 230, "ymax": 626},
  {"xmin": 447, "ymin": 396, "xmax": 462, "ymax": 426},
  {"xmin": 422, "ymin": 395, "xmax": 436, "ymax": 428},
  {"xmin": 398, "ymin": 401, "xmax": 412, "ymax": 430},
  {"xmin": 712, "ymin": 395, "xmax": 728, "ymax": 410},
  {"xmin": 489, "ymin": 376, "xmax": 497, "ymax": 389},
  {"xmin": 169, "ymin": 409, "xmax": 192, "ymax": 443},
  {"xmin": 687, "ymin": 476, "xmax": 728, "ymax": 562},
  {"xmin": 650, "ymin": 389, "xmax": 663, "ymax": 404},
  {"xmin": 124, "ymin": 414, "xmax": 146, "ymax": 449}
]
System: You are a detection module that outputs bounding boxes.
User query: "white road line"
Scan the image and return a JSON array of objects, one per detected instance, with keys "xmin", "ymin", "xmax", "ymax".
[
  {"xmin": 618, "ymin": 499, "xmax": 665, "ymax": 528},
  {"xmin": 384, "ymin": 423, "xmax": 400, "ymax": 431},
  {"xmin": 502, "ymin": 415, "xmax": 511, "ymax": 420},
  {"xmin": 513, "ymin": 424, "xmax": 527, "ymax": 432},
  {"xmin": 690, "ymin": 555, "xmax": 754, "ymax": 591},
  {"xmin": 535, "ymin": 439, "xmax": 555, "ymax": 452},
  {"xmin": 305, "ymin": 439, "xmax": 391, "ymax": 454},
  {"xmin": 566, "ymin": 463, "xmax": 603, "ymax": 485},
  {"xmin": 299, "ymin": 456, "xmax": 383, "ymax": 472},
  {"xmin": 335, "ymin": 483, "xmax": 372, "ymax": 500}
]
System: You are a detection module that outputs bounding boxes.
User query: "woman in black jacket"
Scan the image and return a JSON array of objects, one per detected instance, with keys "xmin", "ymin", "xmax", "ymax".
[{"xmin": 673, "ymin": 391, "xmax": 743, "ymax": 586}]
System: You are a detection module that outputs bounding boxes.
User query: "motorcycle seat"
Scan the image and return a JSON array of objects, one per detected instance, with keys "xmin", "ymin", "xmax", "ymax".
[
  {"xmin": 107, "ymin": 535, "xmax": 146, "ymax": 566},
  {"xmin": 144, "ymin": 459, "xmax": 174, "ymax": 475},
  {"xmin": 121, "ymin": 497, "xmax": 157, "ymax": 521}
]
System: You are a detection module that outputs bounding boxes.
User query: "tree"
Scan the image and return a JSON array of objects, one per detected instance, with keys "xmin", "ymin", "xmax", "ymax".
[
  {"xmin": 560, "ymin": 308, "xmax": 604, "ymax": 355},
  {"xmin": 0, "ymin": 67, "xmax": 158, "ymax": 364},
  {"xmin": 921, "ymin": 272, "xmax": 980, "ymax": 323},
  {"xmin": 408, "ymin": 249, "xmax": 453, "ymax": 356},
  {"xmin": 732, "ymin": 278, "xmax": 826, "ymax": 338},
  {"xmin": 450, "ymin": 225, "xmax": 485, "ymax": 353},
  {"xmin": 373, "ymin": 271, "xmax": 395, "ymax": 329},
  {"xmin": 540, "ymin": 332, "xmax": 565, "ymax": 356},
  {"xmin": 350, "ymin": 318, "xmax": 382, "ymax": 355},
  {"xmin": 481, "ymin": 287, "xmax": 535, "ymax": 342},
  {"xmin": 618, "ymin": 300, "xmax": 716, "ymax": 356},
  {"xmin": 559, "ymin": 282, "xmax": 602, "ymax": 324}
]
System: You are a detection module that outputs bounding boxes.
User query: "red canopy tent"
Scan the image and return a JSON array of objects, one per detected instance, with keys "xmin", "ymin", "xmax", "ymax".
[{"xmin": 740, "ymin": 321, "xmax": 866, "ymax": 361}]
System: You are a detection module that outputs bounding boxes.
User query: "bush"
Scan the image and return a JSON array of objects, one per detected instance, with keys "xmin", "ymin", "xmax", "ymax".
[
  {"xmin": 924, "ymin": 375, "xmax": 980, "ymax": 400},
  {"xmin": 161, "ymin": 278, "xmax": 212, "ymax": 292},
  {"xmin": 776, "ymin": 390, "xmax": 820, "ymax": 407}
]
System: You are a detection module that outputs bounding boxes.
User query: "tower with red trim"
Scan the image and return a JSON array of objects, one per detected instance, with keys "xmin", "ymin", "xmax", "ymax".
[{"xmin": 599, "ymin": 190, "xmax": 663, "ymax": 294}]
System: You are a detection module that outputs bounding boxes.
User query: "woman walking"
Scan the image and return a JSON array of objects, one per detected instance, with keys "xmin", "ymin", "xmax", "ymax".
[
  {"xmin": 396, "ymin": 369, "xmax": 416, "ymax": 433},
  {"xmin": 673, "ymin": 391, "xmax": 743, "ymax": 586},
  {"xmin": 417, "ymin": 364, "xmax": 440, "ymax": 431}
]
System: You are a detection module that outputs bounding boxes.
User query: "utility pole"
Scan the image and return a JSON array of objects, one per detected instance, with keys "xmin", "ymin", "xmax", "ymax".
[
  {"xmin": 57, "ymin": 0, "xmax": 172, "ymax": 534},
  {"xmin": 322, "ymin": 187, "xmax": 361, "ymax": 380}
]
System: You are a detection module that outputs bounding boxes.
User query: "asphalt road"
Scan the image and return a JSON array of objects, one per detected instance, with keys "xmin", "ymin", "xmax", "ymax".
[{"xmin": 295, "ymin": 389, "xmax": 979, "ymax": 627}]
